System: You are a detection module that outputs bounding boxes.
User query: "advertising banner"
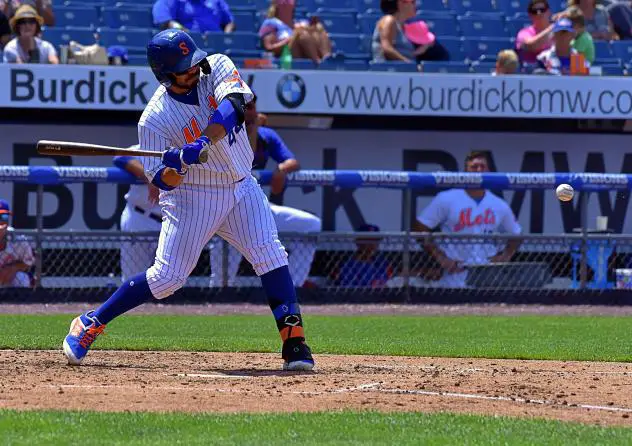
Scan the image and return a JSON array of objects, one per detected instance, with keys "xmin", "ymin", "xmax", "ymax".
[{"xmin": 2, "ymin": 64, "xmax": 632, "ymax": 119}]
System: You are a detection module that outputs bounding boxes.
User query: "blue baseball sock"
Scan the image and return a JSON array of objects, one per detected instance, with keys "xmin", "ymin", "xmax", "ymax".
[
  {"xmin": 260, "ymin": 266, "xmax": 305, "ymax": 343},
  {"xmin": 92, "ymin": 272, "xmax": 153, "ymax": 324}
]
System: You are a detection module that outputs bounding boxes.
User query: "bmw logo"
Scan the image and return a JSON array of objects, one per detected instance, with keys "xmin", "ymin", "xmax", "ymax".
[{"xmin": 276, "ymin": 74, "xmax": 306, "ymax": 109}]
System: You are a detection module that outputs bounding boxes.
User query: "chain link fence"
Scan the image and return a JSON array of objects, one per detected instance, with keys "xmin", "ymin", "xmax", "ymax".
[{"xmin": 2, "ymin": 229, "xmax": 632, "ymax": 302}]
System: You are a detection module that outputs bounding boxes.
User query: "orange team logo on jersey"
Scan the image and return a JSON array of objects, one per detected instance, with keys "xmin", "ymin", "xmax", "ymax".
[
  {"xmin": 454, "ymin": 208, "xmax": 496, "ymax": 232},
  {"xmin": 179, "ymin": 41, "xmax": 190, "ymax": 55},
  {"xmin": 182, "ymin": 117, "xmax": 202, "ymax": 144},
  {"xmin": 222, "ymin": 69, "xmax": 243, "ymax": 87},
  {"xmin": 207, "ymin": 96, "xmax": 218, "ymax": 110}
]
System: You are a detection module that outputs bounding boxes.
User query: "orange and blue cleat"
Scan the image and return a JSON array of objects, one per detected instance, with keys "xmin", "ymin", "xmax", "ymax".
[{"xmin": 62, "ymin": 311, "xmax": 106, "ymax": 365}]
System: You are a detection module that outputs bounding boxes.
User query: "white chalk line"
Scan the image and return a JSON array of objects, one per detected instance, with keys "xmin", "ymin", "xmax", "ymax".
[
  {"xmin": 353, "ymin": 386, "xmax": 632, "ymax": 414},
  {"xmin": 173, "ymin": 373, "xmax": 252, "ymax": 379}
]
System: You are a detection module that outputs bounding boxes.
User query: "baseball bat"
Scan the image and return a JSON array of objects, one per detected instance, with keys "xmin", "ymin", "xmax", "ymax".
[{"xmin": 37, "ymin": 140, "xmax": 209, "ymax": 164}]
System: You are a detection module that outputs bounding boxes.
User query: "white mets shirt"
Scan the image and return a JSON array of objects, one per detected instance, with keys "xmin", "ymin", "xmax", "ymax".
[
  {"xmin": 138, "ymin": 54, "xmax": 255, "ymax": 186},
  {"xmin": 417, "ymin": 189, "xmax": 522, "ymax": 287}
]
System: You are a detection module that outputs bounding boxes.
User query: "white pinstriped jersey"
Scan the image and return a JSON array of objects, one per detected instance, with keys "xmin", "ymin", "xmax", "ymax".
[{"xmin": 138, "ymin": 54, "xmax": 255, "ymax": 186}]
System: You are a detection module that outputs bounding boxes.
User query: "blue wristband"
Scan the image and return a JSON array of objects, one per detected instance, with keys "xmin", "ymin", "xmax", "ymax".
[
  {"xmin": 151, "ymin": 166, "xmax": 177, "ymax": 191},
  {"xmin": 210, "ymin": 98, "xmax": 238, "ymax": 134}
]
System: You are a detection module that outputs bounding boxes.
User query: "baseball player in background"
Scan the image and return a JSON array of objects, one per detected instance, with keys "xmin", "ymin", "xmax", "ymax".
[
  {"xmin": 114, "ymin": 151, "xmax": 161, "ymax": 280},
  {"xmin": 209, "ymin": 93, "xmax": 321, "ymax": 288},
  {"xmin": 414, "ymin": 151, "xmax": 522, "ymax": 288},
  {"xmin": 63, "ymin": 29, "xmax": 314, "ymax": 371},
  {"xmin": 0, "ymin": 200, "xmax": 35, "ymax": 288}
]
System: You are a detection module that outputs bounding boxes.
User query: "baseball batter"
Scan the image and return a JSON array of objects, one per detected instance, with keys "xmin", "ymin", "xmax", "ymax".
[
  {"xmin": 63, "ymin": 29, "xmax": 314, "ymax": 371},
  {"xmin": 209, "ymin": 94, "xmax": 321, "ymax": 288},
  {"xmin": 414, "ymin": 152, "xmax": 522, "ymax": 288},
  {"xmin": 0, "ymin": 200, "xmax": 34, "ymax": 288},
  {"xmin": 114, "ymin": 151, "xmax": 161, "ymax": 280}
]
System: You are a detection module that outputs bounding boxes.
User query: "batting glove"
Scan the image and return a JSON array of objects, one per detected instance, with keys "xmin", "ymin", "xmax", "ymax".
[
  {"xmin": 161, "ymin": 148, "xmax": 187, "ymax": 175},
  {"xmin": 180, "ymin": 136, "xmax": 210, "ymax": 165}
]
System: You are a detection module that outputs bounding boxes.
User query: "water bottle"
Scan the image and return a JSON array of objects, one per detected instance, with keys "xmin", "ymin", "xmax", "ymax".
[{"xmin": 280, "ymin": 45, "xmax": 292, "ymax": 70}]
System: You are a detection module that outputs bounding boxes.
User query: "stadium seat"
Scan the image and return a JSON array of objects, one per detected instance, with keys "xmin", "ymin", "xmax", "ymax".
[
  {"xmin": 319, "ymin": 58, "xmax": 369, "ymax": 70},
  {"xmin": 313, "ymin": 12, "xmax": 358, "ymax": 33},
  {"xmin": 43, "ymin": 27, "xmax": 98, "ymax": 47},
  {"xmin": 418, "ymin": 0, "xmax": 450, "ymax": 11},
  {"xmin": 224, "ymin": 48, "xmax": 264, "ymax": 58},
  {"xmin": 421, "ymin": 60, "xmax": 472, "ymax": 72},
  {"xmin": 458, "ymin": 16, "xmax": 507, "ymax": 37},
  {"xmin": 611, "ymin": 41, "xmax": 632, "ymax": 64},
  {"xmin": 496, "ymin": 0, "xmax": 530, "ymax": 17},
  {"xmin": 463, "ymin": 37, "xmax": 513, "ymax": 59},
  {"xmin": 102, "ymin": 6, "xmax": 153, "ymax": 29},
  {"xmin": 205, "ymin": 31, "xmax": 259, "ymax": 52},
  {"xmin": 126, "ymin": 54, "xmax": 147, "ymax": 66},
  {"xmin": 437, "ymin": 36, "xmax": 465, "ymax": 60},
  {"xmin": 369, "ymin": 61, "xmax": 420, "ymax": 72},
  {"xmin": 55, "ymin": 6, "xmax": 100, "ymax": 29},
  {"xmin": 330, "ymin": 33, "xmax": 363, "ymax": 55},
  {"xmin": 600, "ymin": 64, "xmax": 625, "ymax": 76},
  {"xmin": 425, "ymin": 16, "xmax": 458, "ymax": 37},
  {"xmin": 233, "ymin": 11, "xmax": 257, "ymax": 31},
  {"xmin": 104, "ymin": 0, "xmax": 155, "ymax": 5},
  {"xmin": 358, "ymin": 0, "xmax": 381, "ymax": 12},
  {"xmin": 594, "ymin": 40, "xmax": 612, "ymax": 59},
  {"xmin": 358, "ymin": 13, "xmax": 380, "ymax": 34},
  {"xmin": 289, "ymin": 59, "xmax": 319, "ymax": 69},
  {"xmin": 228, "ymin": 0, "xmax": 256, "ymax": 9},
  {"xmin": 505, "ymin": 17, "xmax": 528, "ymax": 37},
  {"xmin": 450, "ymin": 0, "xmax": 496, "ymax": 15},
  {"xmin": 594, "ymin": 57, "xmax": 621, "ymax": 66},
  {"xmin": 303, "ymin": 0, "xmax": 357, "ymax": 12},
  {"xmin": 470, "ymin": 60, "xmax": 496, "ymax": 72},
  {"xmin": 97, "ymin": 28, "xmax": 153, "ymax": 49}
]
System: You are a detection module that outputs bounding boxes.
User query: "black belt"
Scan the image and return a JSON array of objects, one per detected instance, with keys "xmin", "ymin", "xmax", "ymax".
[{"xmin": 134, "ymin": 206, "xmax": 162, "ymax": 223}]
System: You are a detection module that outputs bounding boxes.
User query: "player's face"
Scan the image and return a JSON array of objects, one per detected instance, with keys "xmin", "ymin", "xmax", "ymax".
[
  {"xmin": 245, "ymin": 100, "xmax": 258, "ymax": 127},
  {"xmin": 170, "ymin": 65, "xmax": 200, "ymax": 92},
  {"xmin": 466, "ymin": 157, "xmax": 490, "ymax": 173},
  {"xmin": 0, "ymin": 217, "xmax": 8, "ymax": 238}
]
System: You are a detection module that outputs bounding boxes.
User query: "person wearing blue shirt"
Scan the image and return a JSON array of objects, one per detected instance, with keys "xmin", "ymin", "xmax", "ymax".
[
  {"xmin": 334, "ymin": 224, "xmax": 394, "ymax": 288},
  {"xmin": 210, "ymin": 94, "xmax": 321, "ymax": 288},
  {"xmin": 153, "ymin": 0, "xmax": 235, "ymax": 33}
]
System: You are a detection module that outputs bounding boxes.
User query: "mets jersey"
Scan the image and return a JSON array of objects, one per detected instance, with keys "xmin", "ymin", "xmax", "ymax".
[
  {"xmin": 418, "ymin": 189, "xmax": 521, "ymax": 287},
  {"xmin": 138, "ymin": 53, "xmax": 254, "ymax": 186}
]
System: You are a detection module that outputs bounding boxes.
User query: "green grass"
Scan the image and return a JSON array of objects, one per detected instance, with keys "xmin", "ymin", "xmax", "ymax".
[
  {"xmin": 1, "ymin": 410, "xmax": 632, "ymax": 445},
  {"xmin": 1, "ymin": 313, "xmax": 631, "ymax": 361}
]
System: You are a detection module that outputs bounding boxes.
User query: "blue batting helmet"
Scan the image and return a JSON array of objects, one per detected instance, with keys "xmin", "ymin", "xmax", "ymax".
[{"xmin": 147, "ymin": 29, "xmax": 208, "ymax": 88}]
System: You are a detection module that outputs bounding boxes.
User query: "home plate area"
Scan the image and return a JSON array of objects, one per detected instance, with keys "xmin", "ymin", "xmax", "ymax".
[{"xmin": 2, "ymin": 350, "xmax": 632, "ymax": 426}]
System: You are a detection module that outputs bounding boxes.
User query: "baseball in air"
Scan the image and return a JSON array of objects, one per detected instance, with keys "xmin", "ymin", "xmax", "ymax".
[{"xmin": 556, "ymin": 184, "xmax": 574, "ymax": 202}]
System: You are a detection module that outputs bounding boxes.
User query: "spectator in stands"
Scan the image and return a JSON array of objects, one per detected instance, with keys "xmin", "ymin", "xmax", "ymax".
[
  {"xmin": 516, "ymin": 0, "xmax": 554, "ymax": 64},
  {"xmin": 607, "ymin": 1, "xmax": 632, "ymax": 40},
  {"xmin": 537, "ymin": 17, "xmax": 590, "ymax": 74},
  {"xmin": 1, "ymin": 0, "xmax": 54, "ymax": 27},
  {"xmin": 153, "ymin": 0, "xmax": 235, "ymax": 33},
  {"xmin": 413, "ymin": 152, "xmax": 522, "ymax": 288},
  {"xmin": 0, "ymin": 200, "xmax": 35, "ymax": 288},
  {"xmin": 493, "ymin": 49, "xmax": 519, "ymax": 74},
  {"xmin": 372, "ymin": 0, "xmax": 449, "ymax": 63},
  {"xmin": 3, "ymin": 5, "xmax": 58, "ymax": 64},
  {"xmin": 333, "ymin": 224, "xmax": 394, "ymax": 288},
  {"xmin": 259, "ymin": 4, "xmax": 331, "ymax": 64},
  {"xmin": 0, "ymin": 10, "xmax": 11, "ymax": 50},
  {"xmin": 567, "ymin": 0, "xmax": 617, "ymax": 40},
  {"xmin": 568, "ymin": 6, "xmax": 595, "ymax": 63}
]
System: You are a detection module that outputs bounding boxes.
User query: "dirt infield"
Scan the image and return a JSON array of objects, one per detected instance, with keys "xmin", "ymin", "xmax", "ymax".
[
  {"xmin": 2, "ymin": 303, "xmax": 632, "ymax": 427},
  {"xmin": 2, "ymin": 350, "xmax": 632, "ymax": 426}
]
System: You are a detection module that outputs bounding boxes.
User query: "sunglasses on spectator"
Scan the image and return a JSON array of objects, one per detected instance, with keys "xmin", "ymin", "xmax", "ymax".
[
  {"xmin": 18, "ymin": 18, "xmax": 38, "ymax": 25},
  {"xmin": 529, "ymin": 6, "xmax": 549, "ymax": 14},
  {"xmin": 0, "ymin": 214, "xmax": 9, "ymax": 223}
]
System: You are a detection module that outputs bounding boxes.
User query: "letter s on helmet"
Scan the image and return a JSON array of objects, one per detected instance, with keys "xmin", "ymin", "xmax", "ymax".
[{"xmin": 146, "ymin": 29, "xmax": 209, "ymax": 88}]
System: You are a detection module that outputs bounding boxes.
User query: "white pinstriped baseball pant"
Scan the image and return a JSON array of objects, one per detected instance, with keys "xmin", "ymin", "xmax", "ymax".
[{"xmin": 146, "ymin": 175, "xmax": 288, "ymax": 299}]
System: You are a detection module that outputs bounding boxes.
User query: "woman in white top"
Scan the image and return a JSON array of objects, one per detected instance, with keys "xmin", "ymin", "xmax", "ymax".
[{"xmin": 3, "ymin": 4, "xmax": 58, "ymax": 64}]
